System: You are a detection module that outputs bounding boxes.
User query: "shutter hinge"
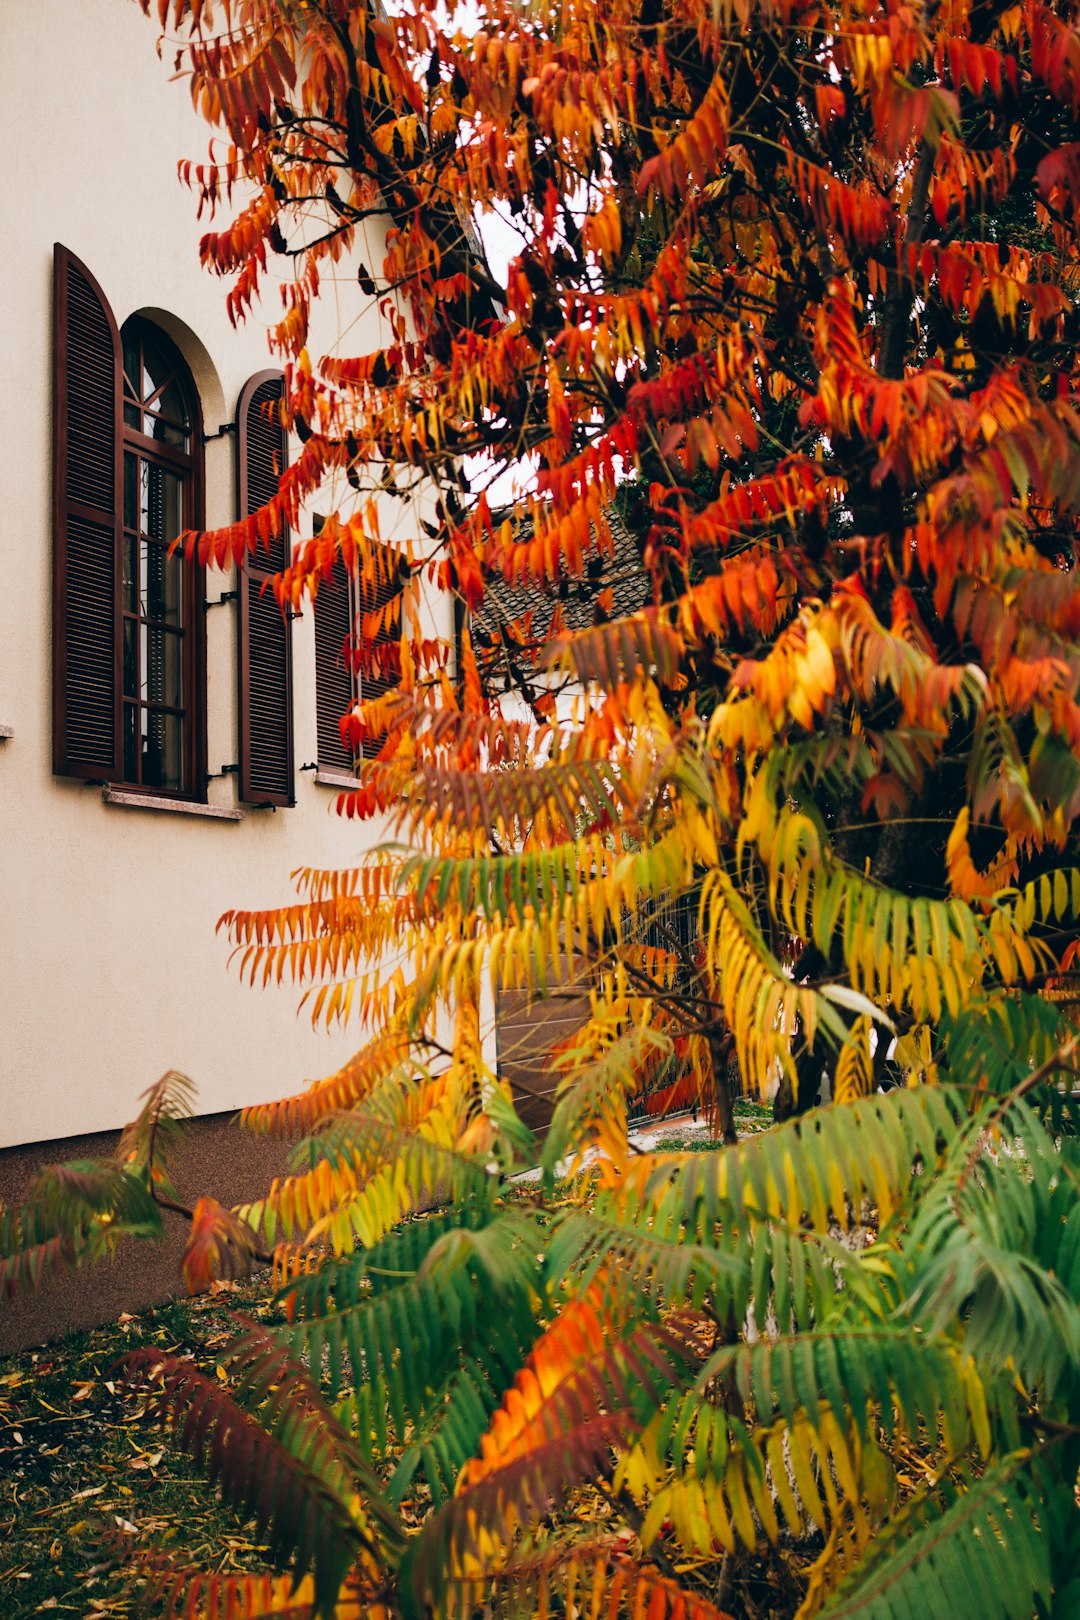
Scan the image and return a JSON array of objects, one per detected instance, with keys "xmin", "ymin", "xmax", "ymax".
[
  {"xmin": 202, "ymin": 422, "xmax": 237, "ymax": 444},
  {"xmin": 207, "ymin": 763, "xmax": 240, "ymax": 781},
  {"xmin": 205, "ymin": 590, "xmax": 239, "ymax": 609}
]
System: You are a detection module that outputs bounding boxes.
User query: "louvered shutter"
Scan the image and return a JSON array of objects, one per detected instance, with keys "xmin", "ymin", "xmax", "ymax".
[
  {"xmin": 356, "ymin": 564, "xmax": 399, "ymax": 761},
  {"xmin": 314, "ymin": 555, "xmax": 357, "ymax": 775},
  {"xmin": 236, "ymin": 371, "xmax": 293, "ymax": 806},
  {"xmin": 53, "ymin": 244, "xmax": 122, "ymax": 778}
]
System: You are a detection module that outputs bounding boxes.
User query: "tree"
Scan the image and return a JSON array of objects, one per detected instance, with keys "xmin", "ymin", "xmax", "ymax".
[{"xmin": 8, "ymin": 0, "xmax": 1080, "ymax": 1612}]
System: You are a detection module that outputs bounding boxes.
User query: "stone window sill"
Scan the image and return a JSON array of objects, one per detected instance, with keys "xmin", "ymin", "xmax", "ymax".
[
  {"xmin": 313, "ymin": 769, "xmax": 360, "ymax": 790},
  {"xmin": 0, "ymin": 725, "xmax": 12, "ymax": 740},
  {"xmin": 102, "ymin": 786, "xmax": 243, "ymax": 821}
]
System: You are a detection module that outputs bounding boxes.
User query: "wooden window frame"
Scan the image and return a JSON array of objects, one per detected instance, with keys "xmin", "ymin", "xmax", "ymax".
[{"xmin": 118, "ymin": 318, "xmax": 207, "ymax": 802}]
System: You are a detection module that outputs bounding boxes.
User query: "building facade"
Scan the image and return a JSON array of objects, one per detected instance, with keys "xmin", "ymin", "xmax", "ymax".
[{"xmin": 0, "ymin": 1, "xmax": 436, "ymax": 1341}]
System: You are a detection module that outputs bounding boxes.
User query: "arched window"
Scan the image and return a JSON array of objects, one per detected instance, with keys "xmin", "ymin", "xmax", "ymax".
[
  {"xmin": 53, "ymin": 246, "xmax": 206, "ymax": 799},
  {"xmin": 119, "ymin": 318, "xmax": 204, "ymax": 794}
]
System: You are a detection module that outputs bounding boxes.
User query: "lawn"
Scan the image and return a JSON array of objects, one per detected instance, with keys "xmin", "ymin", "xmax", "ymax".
[{"xmin": 0, "ymin": 1278, "xmax": 283, "ymax": 1618}]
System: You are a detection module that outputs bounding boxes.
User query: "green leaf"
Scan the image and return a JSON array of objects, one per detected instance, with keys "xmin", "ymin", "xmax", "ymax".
[{"xmin": 817, "ymin": 1453, "xmax": 1052, "ymax": 1620}]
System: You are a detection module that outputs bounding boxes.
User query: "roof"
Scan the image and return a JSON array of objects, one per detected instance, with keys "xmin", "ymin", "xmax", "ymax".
[{"xmin": 468, "ymin": 506, "xmax": 651, "ymax": 669}]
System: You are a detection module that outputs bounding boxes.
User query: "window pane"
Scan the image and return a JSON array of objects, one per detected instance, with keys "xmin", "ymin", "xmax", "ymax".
[
  {"xmin": 137, "ymin": 332, "xmax": 192, "ymax": 448},
  {"xmin": 142, "ymin": 626, "xmax": 183, "ymax": 708},
  {"xmin": 124, "ymin": 453, "xmax": 137, "ymax": 529},
  {"xmin": 140, "ymin": 465, "xmax": 184, "ymax": 547},
  {"xmin": 123, "ymin": 618, "xmax": 138, "ymax": 698},
  {"xmin": 154, "ymin": 373, "xmax": 190, "ymax": 429},
  {"xmin": 123, "ymin": 703, "xmax": 139, "ymax": 783},
  {"xmin": 122, "ymin": 331, "xmax": 140, "ymax": 400},
  {"xmin": 142, "ymin": 710, "xmax": 182, "ymax": 792},
  {"xmin": 143, "ymin": 542, "xmax": 183, "ymax": 626},
  {"xmin": 123, "ymin": 537, "xmax": 138, "ymax": 614},
  {"xmin": 148, "ymin": 415, "xmax": 189, "ymax": 451},
  {"xmin": 162, "ymin": 472, "xmax": 184, "ymax": 543}
]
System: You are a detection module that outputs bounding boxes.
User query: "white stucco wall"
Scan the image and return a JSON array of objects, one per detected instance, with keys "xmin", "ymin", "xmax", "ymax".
[{"xmin": 0, "ymin": 0, "xmax": 438, "ymax": 1146}]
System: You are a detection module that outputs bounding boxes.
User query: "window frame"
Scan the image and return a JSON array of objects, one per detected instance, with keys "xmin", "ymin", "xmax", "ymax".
[{"xmin": 118, "ymin": 317, "xmax": 207, "ymax": 802}]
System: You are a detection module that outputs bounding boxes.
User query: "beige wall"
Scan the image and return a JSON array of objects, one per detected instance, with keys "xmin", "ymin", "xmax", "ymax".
[{"xmin": 0, "ymin": 1, "xmax": 439, "ymax": 1147}]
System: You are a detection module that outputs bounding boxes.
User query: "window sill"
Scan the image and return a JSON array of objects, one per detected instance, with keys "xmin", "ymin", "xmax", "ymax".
[
  {"xmin": 102, "ymin": 787, "xmax": 243, "ymax": 821},
  {"xmin": 0, "ymin": 725, "xmax": 12, "ymax": 740},
  {"xmin": 313, "ymin": 769, "xmax": 360, "ymax": 790}
]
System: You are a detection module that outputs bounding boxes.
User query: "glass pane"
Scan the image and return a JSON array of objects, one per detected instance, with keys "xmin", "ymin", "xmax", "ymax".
[
  {"xmin": 123, "ymin": 703, "xmax": 139, "ymax": 783},
  {"xmin": 142, "ymin": 710, "xmax": 182, "ymax": 792},
  {"xmin": 147, "ymin": 414, "xmax": 189, "ymax": 451},
  {"xmin": 139, "ymin": 333, "xmax": 191, "ymax": 429},
  {"xmin": 123, "ymin": 618, "xmax": 138, "ymax": 698},
  {"xmin": 163, "ymin": 472, "xmax": 183, "ymax": 542},
  {"xmin": 123, "ymin": 453, "xmax": 137, "ymax": 531},
  {"xmin": 139, "ymin": 465, "xmax": 183, "ymax": 546},
  {"xmin": 147, "ymin": 372, "xmax": 191, "ymax": 449},
  {"xmin": 139, "ymin": 462, "xmax": 156, "ymax": 538},
  {"xmin": 121, "ymin": 322, "xmax": 193, "ymax": 448},
  {"xmin": 154, "ymin": 373, "xmax": 189, "ymax": 428},
  {"xmin": 123, "ymin": 537, "xmax": 138, "ymax": 614},
  {"xmin": 122, "ymin": 331, "xmax": 140, "ymax": 400},
  {"xmin": 142, "ymin": 626, "xmax": 183, "ymax": 708},
  {"xmin": 143, "ymin": 542, "xmax": 182, "ymax": 626}
]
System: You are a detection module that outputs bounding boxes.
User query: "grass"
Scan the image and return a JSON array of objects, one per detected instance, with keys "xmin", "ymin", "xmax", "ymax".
[{"xmin": 0, "ymin": 1278, "xmax": 281, "ymax": 1618}]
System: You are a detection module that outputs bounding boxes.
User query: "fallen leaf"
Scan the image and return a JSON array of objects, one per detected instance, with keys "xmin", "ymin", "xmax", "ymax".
[{"xmin": 128, "ymin": 1450, "xmax": 164, "ymax": 1471}]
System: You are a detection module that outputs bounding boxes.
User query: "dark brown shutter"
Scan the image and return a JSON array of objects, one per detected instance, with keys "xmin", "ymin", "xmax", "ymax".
[
  {"xmin": 314, "ymin": 555, "xmax": 357, "ymax": 775},
  {"xmin": 236, "ymin": 371, "xmax": 293, "ymax": 806},
  {"xmin": 356, "ymin": 565, "xmax": 399, "ymax": 761},
  {"xmin": 53, "ymin": 244, "xmax": 122, "ymax": 778}
]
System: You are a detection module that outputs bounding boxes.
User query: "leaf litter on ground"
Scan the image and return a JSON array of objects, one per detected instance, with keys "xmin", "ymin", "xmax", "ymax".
[
  {"xmin": 0, "ymin": 1103, "xmax": 787, "ymax": 1619},
  {"xmin": 0, "ymin": 1274, "xmax": 285, "ymax": 1618}
]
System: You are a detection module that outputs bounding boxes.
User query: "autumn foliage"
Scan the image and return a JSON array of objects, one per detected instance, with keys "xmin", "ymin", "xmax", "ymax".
[{"xmin": 7, "ymin": 0, "xmax": 1080, "ymax": 1613}]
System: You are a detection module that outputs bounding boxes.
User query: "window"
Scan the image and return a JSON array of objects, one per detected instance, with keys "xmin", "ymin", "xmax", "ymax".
[
  {"xmin": 120, "ymin": 319, "xmax": 203, "ymax": 793},
  {"xmin": 53, "ymin": 245, "xmax": 206, "ymax": 798},
  {"xmin": 313, "ymin": 541, "xmax": 400, "ymax": 777}
]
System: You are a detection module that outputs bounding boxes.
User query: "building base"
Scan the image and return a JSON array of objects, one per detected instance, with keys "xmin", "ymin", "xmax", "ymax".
[{"xmin": 0, "ymin": 1112, "xmax": 293, "ymax": 1354}]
